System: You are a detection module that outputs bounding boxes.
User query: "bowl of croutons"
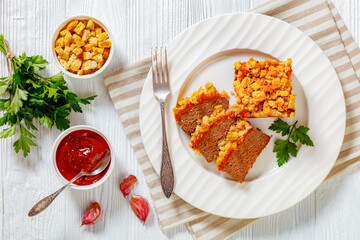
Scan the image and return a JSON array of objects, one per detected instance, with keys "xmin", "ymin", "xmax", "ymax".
[{"xmin": 52, "ymin": 16, "xmax": 113, "ymax": 78}]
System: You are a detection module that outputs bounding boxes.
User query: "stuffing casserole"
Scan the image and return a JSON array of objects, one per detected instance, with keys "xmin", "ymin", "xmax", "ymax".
[{"xmin": 233, "ymin": 58, "xmax": 296, "ymax": 118}]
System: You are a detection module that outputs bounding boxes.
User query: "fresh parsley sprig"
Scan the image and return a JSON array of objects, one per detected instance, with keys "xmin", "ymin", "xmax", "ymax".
[
  {"xmin": 0, "ymin": 34, "xmax": 96, "ymax": 157},
  {"xmin": 269, "ymin": 118, "xmax": 314, "ymax": 167}
]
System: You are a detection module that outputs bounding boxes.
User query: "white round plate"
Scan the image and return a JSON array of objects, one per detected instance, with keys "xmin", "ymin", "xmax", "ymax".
[{"xmin": 139, "ymin": 13, "xmax": 346, "ymax": 218}]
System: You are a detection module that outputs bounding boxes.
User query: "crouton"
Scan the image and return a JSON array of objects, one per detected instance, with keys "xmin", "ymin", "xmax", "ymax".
[
  {"xmin": 83, "ymin": 43, "xmax": 96, "ymax": 52},
  {"xmin": 73, "ymin": 47, "xmax": 83, "ymax": 56},
  {"xmin": 67, "ymin": 20, "xmax": 78, "ymax": 32},
  {"xmin": 64, "ymin": 33, "xmax": 72, "ymax": 46},
  {"xmin": 86, "ymin": 19, "xmax": 95, "ymax": 30},
  {"xmin": 95, "ymin": 27, "xmax": 102, "ymax": 36},
  {"xmin": 64, "ymin": 46, "xmax": 71, "ymax": 54},
  {"xmin": 74, "ymin": 22, "xmax": 86, "ymax": 35},
  {"xmin": 103, "ymin": 48, "xmax": 110, "ymax": 59},
  {"xmin": 55, "ymin": 37, "xmax": 64, "ymax": 47},
  {"xmin": 97, "ymin": 32, "xmax": 108, "ymax": 41},
  {"xmin": 82, "ymin": 29, "xmax": 91, "ymax": 41},
  {"xmin": 68, "ymin": 54, "xmax": 77, "ymax": 64},
  {"xmin": 83, "ymin": 60, "xmax": 97, "ymax": 71},
  {"xmin": 73, "ymin": 34, "xmax": 85, "ymax": 47},
  {"xmin": 55, "ymin": 46, "xmax": 64, "ymax": 55},
  {"xmin": 92, "ymin": 47, "xmax": 104, "ymax": 55},
  {"xmin": 98, "ymin": 39, "xmax": 111, "ymax": 48},
  {"xmin": 88, "ymin": 37, "xmax": 98, "ymax": 45},
  {"xmin": 59, "ymin": 59, "xmax": 70, "ymax": 70},
  {"xmin": 70, "ymin": 43, "xmax": 77, "ymax": 51},
  {"xmin": 83, "ymin": 52, "xmax": 93, "ymax": 60},
  {"xmin": 92, "ymin": 54, "xmax": 103, "ymax": 63},
  {"xmin": 70, "ymin": 59, "xmax": 82, "ymax": 72},
  {"xmin": 60, "ymin": 29, "xmax": 71, "ymax": 37}
]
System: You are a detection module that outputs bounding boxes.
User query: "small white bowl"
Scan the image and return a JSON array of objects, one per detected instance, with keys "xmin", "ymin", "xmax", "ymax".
[
  {"xmin": 51, "ymin": 15, "xmax": 114, "ymax": 79},
  {"xmin": 52, "ymin": 125, "xmax": 115, "ymax": 190}
]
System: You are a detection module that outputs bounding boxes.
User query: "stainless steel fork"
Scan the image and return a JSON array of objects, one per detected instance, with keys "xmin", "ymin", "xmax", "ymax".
[{"xmin": 151, "ymin": 47, "xmax": 174, "ymax": 198}]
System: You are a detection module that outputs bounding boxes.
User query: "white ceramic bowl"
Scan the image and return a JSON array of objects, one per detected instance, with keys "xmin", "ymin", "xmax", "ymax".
[
  {"xmin": 52, "ymin": 125, "xmax": 115, "ymax": 190},
  {"xmin": 51, "ymin": 15, "xmax": 114, "ymax": 79}
]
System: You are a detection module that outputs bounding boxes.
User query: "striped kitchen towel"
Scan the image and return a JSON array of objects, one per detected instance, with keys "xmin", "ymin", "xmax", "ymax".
[{"xmin": 104, "ymin": 0, "xmax": 360, "ymax": 239}]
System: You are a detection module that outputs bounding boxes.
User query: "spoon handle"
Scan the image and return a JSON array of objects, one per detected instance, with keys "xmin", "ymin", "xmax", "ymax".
[
  {"xmin": 28, "ymin": 183, "xmax": 69, "ymax": 216},
  {"xmin": 28, "ymin": 172, "xmax": 83, "ymax": 217}
]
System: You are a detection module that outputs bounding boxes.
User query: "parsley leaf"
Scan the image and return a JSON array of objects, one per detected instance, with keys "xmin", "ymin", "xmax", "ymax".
[
  {"xmin": 269, "ymin": 118, "xmax": 291, "ymax": 136},
  {"xmin": 0, "ymin": 125, "xmax": 16, "ymax": 138},
  {"xmin": 48, "ymin": 88, "xmax": 58, "ymax": 99},
  {"xmin": 269, "ymin": 118, "xmax": 314, "ymax": 167},
  {"xmin": 0, "ymin": 82, "xmax": 9, "ymax": 95},
  {"xmin": 14, "ymin": 125, "xmax": 37, "ymax": 158},
  {"xmin": 77, "ymin": 95, "xmax": 97, "ymax": 105},
  {"xmin": 0, "ymin": 114, "xmax": 9, "ymax": 126},
  {"xmin": 54, "ymin": 104, "xmax": 71, "ymax": 131},
  {"xmin": 290, "ymin": 126, "xmax": 314, "ymax": 146},
  {"xmin": 14, "ymin": 136, "xmax": 29, "ymax": 156},
  {"xmin": 9, "ymin": 87, "xmax": 28, "ymax": 113},
  {"xmin": 39, "ymin": 116, "xmax": 53, "ymax": 128},
  {"xmin": 0, "ymin": 99, "xmax": 8, "ymax": 111},
  {"xmin": 0, "ymin": 34, "xmax": 96, "ymax": 157},
  {"xmin": 273, "ymin": 140, "xmax": 298, "ymax": 166},
  {"xmin": 29, "ymin": 55, "xmax": 48, "ymax": 72}
]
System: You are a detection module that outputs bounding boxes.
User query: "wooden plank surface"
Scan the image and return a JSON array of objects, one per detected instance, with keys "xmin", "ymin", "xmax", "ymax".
[{"xmin": 0, "ymin": 0, "xmax": 359, "ymax": 239}]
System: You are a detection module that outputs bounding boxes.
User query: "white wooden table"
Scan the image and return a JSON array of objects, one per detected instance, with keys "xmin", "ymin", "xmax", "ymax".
[{"xmin": 0, "ymin": 0, "xmax": 359, "ymax": 239}]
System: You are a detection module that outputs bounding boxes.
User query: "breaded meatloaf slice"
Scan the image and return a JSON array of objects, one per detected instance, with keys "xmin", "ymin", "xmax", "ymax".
[
  {"xmin": 190, "ymin": 105, "xmax": 237, "ymax": 162},
  {"xmin": 173, "ymin": 82, "xmax": 229, "ymax": 135},
  {"xmin": 217, "ymin": 119, "xmax": 271, "ymax": 183},
  {"xmin": 233, "ymin": 58, "xmax": 296, "ymax": 119}
]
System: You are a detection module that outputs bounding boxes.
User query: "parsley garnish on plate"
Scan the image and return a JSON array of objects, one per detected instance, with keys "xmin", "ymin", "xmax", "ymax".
[
  {"xmin": 269, "ymin": 118, "xmax": 314, "ymax": 167},
  {"xmin": 0, "ymin": 35, "xmax": 96, "ymax": 157}
]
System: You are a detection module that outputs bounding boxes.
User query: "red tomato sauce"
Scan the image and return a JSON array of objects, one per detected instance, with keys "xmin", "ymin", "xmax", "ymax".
[{"xmin": 56, "ymin": 130, "xmax": 110, "ymax": 186}]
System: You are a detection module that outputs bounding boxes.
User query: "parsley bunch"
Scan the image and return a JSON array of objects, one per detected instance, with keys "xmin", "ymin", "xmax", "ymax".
[
  {"xmin": 269, "ymin": 118, "xmax": 314, "ymax": 167},
  {"xmin": 0, "ymin": 35, "xmax": 96, "ymax": 157}
]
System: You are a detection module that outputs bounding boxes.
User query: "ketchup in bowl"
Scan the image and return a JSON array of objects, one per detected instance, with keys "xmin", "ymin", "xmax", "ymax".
[{"xmin": 56, "ymin": 130, "xmax": 110, "ymax": 186}]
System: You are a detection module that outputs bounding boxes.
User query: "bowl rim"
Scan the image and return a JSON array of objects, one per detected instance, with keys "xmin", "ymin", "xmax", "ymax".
[
  {"xmin": 51, "ymin": 15, "xmax": 114, "ymax": 79},
  {"xmin": 52, "ymin": 125, "xmax": 115, "ymax": 190}
]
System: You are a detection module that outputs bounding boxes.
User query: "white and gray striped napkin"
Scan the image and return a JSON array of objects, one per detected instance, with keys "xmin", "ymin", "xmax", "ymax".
[{"xmin": 104, "ymin": 0, "xmax": 360, "ymax": 239}]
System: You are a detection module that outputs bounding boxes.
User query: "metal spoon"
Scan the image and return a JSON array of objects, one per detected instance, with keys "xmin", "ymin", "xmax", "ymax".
[{"xmin": 28, "ymin": 150, "xmax": 111, "ymax": 217}]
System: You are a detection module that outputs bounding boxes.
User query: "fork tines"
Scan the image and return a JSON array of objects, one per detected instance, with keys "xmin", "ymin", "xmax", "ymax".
[{"xmin": 151, "ymin": 47, "xmax": 169, "ymax": 90}]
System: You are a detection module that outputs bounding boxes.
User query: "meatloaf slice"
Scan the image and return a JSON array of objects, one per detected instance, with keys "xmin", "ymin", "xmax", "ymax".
[
  {"xmin": 197, "ymin": 117, "xmax": 237, "ymax": 162},
  {"xmin": 219, "ymin": 128, "xmax": 270, "ymax": 183},
  {"xmin": 190, "ymin": 106, "xmax": 236, "ymax": 162},
  {"xmin": 173, "ymin": 82, "xmax": 229, "ymax": 135},
  {"xmin": 177, "ymin": 97, "xmax": 229, "ymax": 135}
]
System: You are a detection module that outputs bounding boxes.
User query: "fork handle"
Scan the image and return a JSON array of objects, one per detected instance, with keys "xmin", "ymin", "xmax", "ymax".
[{"xmin": 159, "ymin": 101, "xmax": 174, "ymax": 198}]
